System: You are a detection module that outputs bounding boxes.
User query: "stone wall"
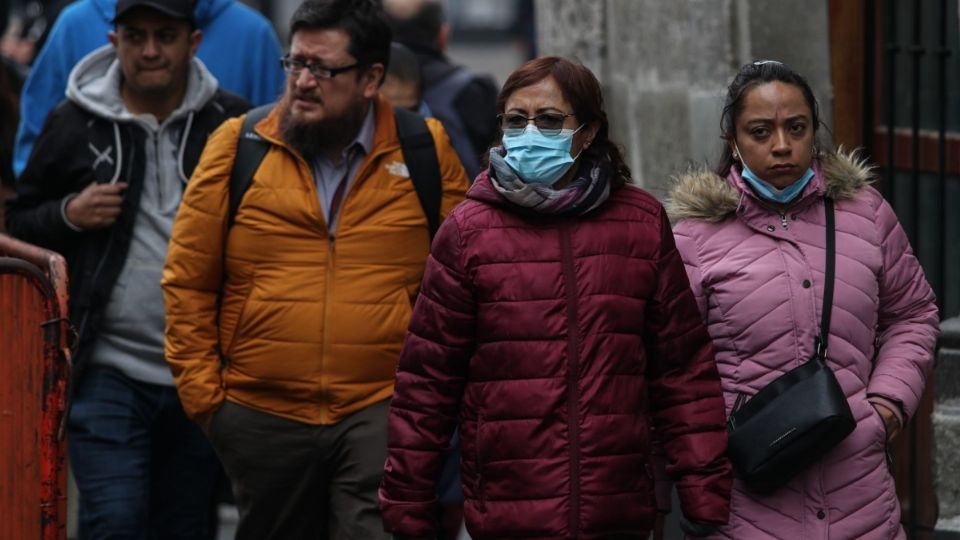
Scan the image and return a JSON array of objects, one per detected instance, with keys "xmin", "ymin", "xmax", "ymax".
[
  {"xmin": 535, "ymin": 0, "xmax": 832, "ymax": 200},
  {"xmin": 936, "ymin": 318, "xmax": 960, "ymax": 524}
]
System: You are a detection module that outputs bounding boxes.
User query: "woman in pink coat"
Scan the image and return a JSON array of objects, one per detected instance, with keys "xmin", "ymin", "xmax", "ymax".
[{"xmin": 668, "ymin": 60, "xmax": 939, "ymax": 539}]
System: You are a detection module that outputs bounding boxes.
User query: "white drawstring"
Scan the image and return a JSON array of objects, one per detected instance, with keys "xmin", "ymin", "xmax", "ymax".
[
  {"xmin": 109, "ymin": 122, "xmax": 122, "ymax": 184},
  {"xmin": 177, "ymin": 111, "xmax": 195, "ymax": 184}
]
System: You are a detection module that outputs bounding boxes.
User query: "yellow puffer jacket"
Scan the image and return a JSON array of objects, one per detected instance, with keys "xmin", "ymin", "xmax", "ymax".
[{"xmin": 162, "ymin": 95, "xmax": 469, "ymax": 425}]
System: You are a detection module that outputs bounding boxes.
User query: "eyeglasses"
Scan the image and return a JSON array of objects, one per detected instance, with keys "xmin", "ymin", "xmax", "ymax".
[
  {"xmin": 498, "ymin": 112, "xmax": 576, "ymax": 136},
  {"xmin": 280, "ymin": 55, "xmax": 363, "ymax": 80}
]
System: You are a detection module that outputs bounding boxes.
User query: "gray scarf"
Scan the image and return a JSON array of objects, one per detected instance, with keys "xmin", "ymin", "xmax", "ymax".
[{"xmin": 487, "ymin": 148, "xmax": 611, "ymax": 216}]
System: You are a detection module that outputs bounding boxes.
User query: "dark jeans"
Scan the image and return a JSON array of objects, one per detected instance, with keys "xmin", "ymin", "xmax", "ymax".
[
  {"xmin": 209, "ymin": 399, "xmax": 392, "ymax": 540},
  {"xmin": 438, "ymin": 429, "xmax": 463, "ymax": 503},
  {"xmin": 68, "ymin": 365, "xmax": 219, "ymax": 540}
]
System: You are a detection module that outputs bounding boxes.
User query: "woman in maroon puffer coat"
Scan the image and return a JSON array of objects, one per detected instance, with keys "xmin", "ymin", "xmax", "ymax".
[{"xmin": 379, "ymin": 56, "xmax": 732, "ymax": 540}]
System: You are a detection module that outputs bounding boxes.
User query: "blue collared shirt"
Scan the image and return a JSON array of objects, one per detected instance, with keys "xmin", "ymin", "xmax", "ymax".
[{"xmin": 311, "ymin": 102, "xmax": 376, "ymax": 232}]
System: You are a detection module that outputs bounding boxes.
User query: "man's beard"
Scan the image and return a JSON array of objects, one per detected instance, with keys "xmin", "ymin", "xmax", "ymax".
[{"xmin": 280, "ymin": 92, "xmax": 368, "ymax": 161}]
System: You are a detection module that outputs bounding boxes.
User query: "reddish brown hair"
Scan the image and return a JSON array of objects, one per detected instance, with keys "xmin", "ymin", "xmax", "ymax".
[{"xmin": 497, "ymin": 56, "xmax": 630, "ymax": 188}]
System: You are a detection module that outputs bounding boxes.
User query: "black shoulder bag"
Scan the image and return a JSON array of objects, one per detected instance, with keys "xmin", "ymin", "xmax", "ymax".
[{"xmin": 726, "ymin": 197, "xmax": 856, "ymax": 494}]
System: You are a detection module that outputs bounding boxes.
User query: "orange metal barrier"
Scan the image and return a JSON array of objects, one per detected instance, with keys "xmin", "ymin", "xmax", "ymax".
[{"xmin": 0, "ymin": 233, "xmax": 71, "ymax": 540}]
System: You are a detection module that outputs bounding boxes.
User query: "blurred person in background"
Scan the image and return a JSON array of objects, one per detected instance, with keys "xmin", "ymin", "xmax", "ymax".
[
  {"xmin": 2, "ymin": 0, "xmax": 62, "ymax": 71},
  {"xmin": 381, "ymin": 38, "xmax": 469, "ymax": 540},
  {"xmin": 667, "ymin": 60, "xmax": 939, "ymax": 539},
  {"xmin": 1, "ymin": 16, "xmax": 36, "ymax": 68},
  {"xmin": 1, "ymin": 0, "xmax": 73, "ymax": 64},
  {"xmin": 379, "ymin": 56, "xmax": 731, "ymax": 540},
  {"xmin": 11, "ymin": 0, "xmax": 285, "ymax": 179},
  {"xmin": 5, "ymin": 0, "xmax": 250, "ymax": 536},
  {"xmin": 383, "ymin": 0, "xmax": 498, "ymax": 180},
  {"xmin": 383, "ymin": 41, "xmax": 428, "ymax": 114}
]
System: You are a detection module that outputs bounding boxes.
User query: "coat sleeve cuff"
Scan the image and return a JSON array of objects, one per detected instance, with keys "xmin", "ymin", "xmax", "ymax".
[
  {"xmin": 60, "ymin": 193, "xmax": 84, "ymax": 232},
  {"xmin": 378, "ymin": 490, "xmax": 438, "ymax": 538},
  {"xmin": 867, "ymin": 394, "xmax": 905, "ymax": 428},
  {"xmin": 675, "ymin": 477, "xmax": 732, "ymax": 525}
]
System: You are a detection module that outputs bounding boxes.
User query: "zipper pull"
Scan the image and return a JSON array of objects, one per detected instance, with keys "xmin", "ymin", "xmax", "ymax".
[
  {"xmin": 732, "ymin": 392, "xmax": 747, "ymax": 413},
  {"xmin": 779, "ymin": 212, "xmax": 789, "ymax": 230}
]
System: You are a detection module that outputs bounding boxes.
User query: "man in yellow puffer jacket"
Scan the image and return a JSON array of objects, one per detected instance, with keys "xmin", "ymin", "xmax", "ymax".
[{"xmin": 161, "ymin": 1, "xmax": 469, "ymax": 538}]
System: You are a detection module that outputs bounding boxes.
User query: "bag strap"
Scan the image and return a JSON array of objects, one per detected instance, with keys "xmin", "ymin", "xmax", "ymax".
[
  {"xmin": 815, "ymin": 197, "xmax": 836, "ymax": 360},
  {"xmin": 228, "ymin": 103, "xmax": 273, "ymax": 227},
  {"xmin": 394, "ymin": 106, "xmax": 442, "ymax": 239}
]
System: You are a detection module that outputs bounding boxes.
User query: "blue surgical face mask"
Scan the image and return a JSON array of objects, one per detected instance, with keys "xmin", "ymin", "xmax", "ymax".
[
  {"xmin": 734, "ymin": 143, "xmax": 815, "ymax": 204},
  {"xmin": 502, "ymin": 124, "xmax": 584, "ymax": 185}
]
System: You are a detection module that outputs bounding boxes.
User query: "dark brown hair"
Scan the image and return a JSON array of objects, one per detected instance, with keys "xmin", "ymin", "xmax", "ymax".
[
  {"xmin": 289, "ymin": 0, "xmax": 391, "ymax": 70},
  {"xmin": 716, "ymin": 60, "xmax": 822, "ymax": 177},
  {"xmin": 497, "ymin": 56, "xmax": 630, "ymax": 188}
]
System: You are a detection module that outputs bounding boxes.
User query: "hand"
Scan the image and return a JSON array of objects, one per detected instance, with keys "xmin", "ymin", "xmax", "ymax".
[
  {"xmin": 65, "ymin": 181, "xmax": 128, "ymax": 230},
  {"xmin": 872, "ymin": 402, "xmax": 901, "ymax": 442}
]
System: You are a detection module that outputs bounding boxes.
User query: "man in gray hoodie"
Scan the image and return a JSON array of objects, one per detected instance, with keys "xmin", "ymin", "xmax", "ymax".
[{"xmin": 4, "ymin": 0, "xmax": 249, "ymax": 537}]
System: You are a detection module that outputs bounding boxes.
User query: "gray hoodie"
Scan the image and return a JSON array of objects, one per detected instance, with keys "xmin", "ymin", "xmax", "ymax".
[{"xmin": 67, "ymin": 44, "xmax": 219, "ymax": 386}]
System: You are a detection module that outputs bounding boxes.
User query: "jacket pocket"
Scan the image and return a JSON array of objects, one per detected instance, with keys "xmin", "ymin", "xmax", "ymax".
[{"xmin": 862, "ymin": 400, "xmax": 893, "ymax": 472}]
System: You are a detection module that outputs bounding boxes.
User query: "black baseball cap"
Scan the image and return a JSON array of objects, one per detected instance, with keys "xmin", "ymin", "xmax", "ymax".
[{"xmin": 113, "ymin": 0, "xmax": 194, "ymax": 24}]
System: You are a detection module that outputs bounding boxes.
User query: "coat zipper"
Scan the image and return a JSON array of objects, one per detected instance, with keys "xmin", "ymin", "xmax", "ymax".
[
  {"xmin": 318, "ymin": 233, "xmax": 334, "ymax": 422},
  {"xmin": 779, "ymin": 212, "xmax": 790, "ymax": 230},
  {"xmin": 559, "ymin": 225, "xmax": 581, "ymax": 538},
  {"xmin": 306, "ymin": 149, "xmax": 333, "ymax": 423},
  {"xmin": 300, "ymin": 142, "xmax": 400, "ymax": 422}
]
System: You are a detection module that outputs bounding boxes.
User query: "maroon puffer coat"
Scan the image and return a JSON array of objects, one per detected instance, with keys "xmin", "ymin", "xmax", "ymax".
[{"xmin": 379, "ymin": 172, "xmax": 732, "ymax": 539}]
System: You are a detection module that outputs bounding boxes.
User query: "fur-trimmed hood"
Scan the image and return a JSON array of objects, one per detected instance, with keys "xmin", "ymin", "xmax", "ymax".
[{"xmin": 667, "ymin": 148, "xmax": 875, "ymax": 222}]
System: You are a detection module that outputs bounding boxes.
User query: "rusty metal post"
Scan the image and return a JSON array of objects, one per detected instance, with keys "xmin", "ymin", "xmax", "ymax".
[{"xmin": 0, "ymin": 233, "xmax": 71, "ymax": 540}]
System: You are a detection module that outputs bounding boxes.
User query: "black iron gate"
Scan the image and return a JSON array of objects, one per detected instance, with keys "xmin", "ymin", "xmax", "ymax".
[
  {"xmin": 861, "ymin": 1, "xmax": 959, "ymax": 538},
  {"xmin": 864, "ymin": 0, "xmax": 959, "ymax": 318}
]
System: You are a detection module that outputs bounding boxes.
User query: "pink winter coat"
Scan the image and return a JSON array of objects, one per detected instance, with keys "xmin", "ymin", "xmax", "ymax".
[
  {"xmin": 668, "ymin": 150, "xmax": 939, "ymax": 539},
  {"xmin": 380, "ymin": 172, "xmax": 732, "ymax": 539}
]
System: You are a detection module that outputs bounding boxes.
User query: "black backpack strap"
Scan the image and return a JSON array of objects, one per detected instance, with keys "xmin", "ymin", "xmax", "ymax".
[
  {"xmin": 228, "ymin": 103, "xmax": 274, "ymax": 227},
  {"xmin": 816, "ymin": 197, "xmax": 836, "ymax": 361},
  {"xmin": 394, "ymin": 107, "xmax": 442, "ymax": 239}
]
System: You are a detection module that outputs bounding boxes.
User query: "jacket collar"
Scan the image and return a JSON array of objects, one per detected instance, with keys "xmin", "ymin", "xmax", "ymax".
[
  {"xmin": 667, "ymin": 148, "xmax": 876, "ymax": 222},
  {"xmin": 467, "ymin": 168, "xmax": 506, "ymax": 205}
]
